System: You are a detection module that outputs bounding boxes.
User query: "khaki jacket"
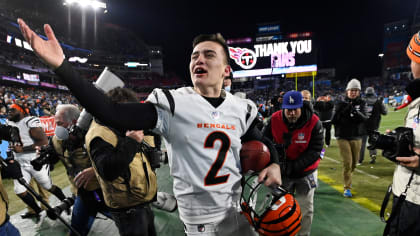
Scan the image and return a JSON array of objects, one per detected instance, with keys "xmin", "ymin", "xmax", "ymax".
[
  {"xmin": 52, "ymin": 136, "xmax": 100, "ymax": 194},
  {"xmin": 85, "ymin": 121, "xmax": 157, "ymax": 209},
  {"xmin": 0, "ymin": 173, "xmax": 9, "ymax": 225}
]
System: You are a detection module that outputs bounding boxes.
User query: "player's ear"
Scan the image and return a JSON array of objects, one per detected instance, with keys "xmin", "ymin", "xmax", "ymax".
[{"xmin": 223, "ymin": 65, "xmax": 231, "ymax": 78}]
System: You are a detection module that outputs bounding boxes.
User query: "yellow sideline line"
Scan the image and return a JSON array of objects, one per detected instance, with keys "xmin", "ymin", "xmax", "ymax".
[{"xmin": 318, "ymin": 174, "xmax": 381, "ymax": 212}]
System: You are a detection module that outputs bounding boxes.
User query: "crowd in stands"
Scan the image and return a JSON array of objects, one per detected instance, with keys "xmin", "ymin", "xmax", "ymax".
[{"xmin": 0, "ymin": 85, "xmax": 76, "ymax": 118}]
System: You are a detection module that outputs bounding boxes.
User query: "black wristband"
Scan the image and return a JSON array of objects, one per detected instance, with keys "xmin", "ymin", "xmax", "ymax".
[{"xmin": 22, "ymin": 145, "xmax": 36, "ymax": 153}]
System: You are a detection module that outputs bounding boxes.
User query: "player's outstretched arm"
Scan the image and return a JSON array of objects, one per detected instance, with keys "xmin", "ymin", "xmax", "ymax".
[
  {"xmin": 18, "ymin": 18, "xmax": 64, "ymax": 69},
  {"xmin": 17, "ymin": 19, "xmax": 157, "ymax": 131}
]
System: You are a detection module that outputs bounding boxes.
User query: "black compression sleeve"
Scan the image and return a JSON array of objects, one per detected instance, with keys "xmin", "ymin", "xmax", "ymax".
[
  {"xmin": 89, "ymin": 137, "xmax": 138, "ymax": 181},
  {"xmin": 54, "ymin": 60, "xmax": 157, "ymax": 131}
]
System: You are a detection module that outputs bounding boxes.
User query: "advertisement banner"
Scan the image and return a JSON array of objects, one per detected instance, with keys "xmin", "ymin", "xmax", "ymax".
[
  {"xmin": 40, "ymin": 82, "xmax": 57, "ymax": 88},
  {"xmin": 40, "ymin": 116, "xmax": 56, "ymax": 136}
]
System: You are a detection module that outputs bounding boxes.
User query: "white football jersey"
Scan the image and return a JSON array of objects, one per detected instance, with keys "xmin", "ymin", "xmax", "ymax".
[
  {"xmin": 7, "ymin": 116, "xmax": 42, "ymax": 166},
  {"xmin": 147, "ymin": 87, "xmax": 258, "ymax": 224}
]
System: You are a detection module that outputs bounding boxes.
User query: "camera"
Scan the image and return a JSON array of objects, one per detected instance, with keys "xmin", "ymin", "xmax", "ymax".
[
  {"xmin": 65, "ymin": 125, "xmax": 87, "ymax": 152},
  {"xmin": 0, "ymin": 124, "xmax": 21, "ymax": 145},
  {"xmin": 141, "ymin": 141, "xmax": 167, "ymax": 169},
  {"xmin": 31, "ymin": 143, "xmax": 57, "ymax": 171},
  {"xmin": 367, "ymin": 127, "xmax": 415, "ymax": 162},
  {"xmin": 47, "ymin": 196, "xmax": 75, "ymax": 220}
]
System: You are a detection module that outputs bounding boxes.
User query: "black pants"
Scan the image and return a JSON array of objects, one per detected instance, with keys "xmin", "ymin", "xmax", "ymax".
[
  {"xmin": 111, "ymin": 204, "xmax": 156, "ymax": 236},
  {"xmin": 322, "ymin": 121, "xmax": 331, "ymax": 146},
  {"xmin": 388, "ymin": 195, "xmax": 420, "ymax": 236}
]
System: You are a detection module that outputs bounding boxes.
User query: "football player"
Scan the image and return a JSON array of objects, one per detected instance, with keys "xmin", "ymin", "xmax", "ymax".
[{"xmin": 18, "ymin": 19, "xmax": 282, "ymax": 235}]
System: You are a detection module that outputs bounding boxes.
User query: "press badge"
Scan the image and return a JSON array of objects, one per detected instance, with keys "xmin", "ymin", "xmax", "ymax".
[{"xmin": 308, "ymin": 173, "xmax": 317, "ymax": 188}]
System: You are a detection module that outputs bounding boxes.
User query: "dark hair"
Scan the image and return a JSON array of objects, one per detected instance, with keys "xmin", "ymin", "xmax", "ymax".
[
  {"xmin": 192, "ymin": 33, "xmax": 230, "ymax": 65},
  {"xmin": 106, "ymin": 87, "xmax": 138, "ymax": 103}
]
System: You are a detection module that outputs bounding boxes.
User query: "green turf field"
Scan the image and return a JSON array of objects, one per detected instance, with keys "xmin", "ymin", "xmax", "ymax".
[
  {"xmin": 318, "ymin": 105, "xmax": 406, "ymax": 216},
  {"xmin": 3, "ymin": 104, "xmax": 406, "ymax": 235}
]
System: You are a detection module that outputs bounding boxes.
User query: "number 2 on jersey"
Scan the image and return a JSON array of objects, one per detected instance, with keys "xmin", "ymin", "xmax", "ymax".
[{"xmin": 204, "ymin": 131, "xmax": 231, "ymax": 186}]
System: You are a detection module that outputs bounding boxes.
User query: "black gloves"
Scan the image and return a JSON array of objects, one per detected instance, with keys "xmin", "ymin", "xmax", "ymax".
[{"xmin": 2, "ymin": 160, "xmax": 23, "ymax": 179}]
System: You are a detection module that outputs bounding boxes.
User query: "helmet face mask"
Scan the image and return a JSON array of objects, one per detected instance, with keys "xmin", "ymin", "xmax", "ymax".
[{"xmin": 240, "ymin": 173, "xmax": 302, "ymax": 236}]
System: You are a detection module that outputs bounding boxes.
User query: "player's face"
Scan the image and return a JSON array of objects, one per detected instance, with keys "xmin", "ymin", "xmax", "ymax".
[
  {"xmin": 284, "ymin": 108, "xmax": 301, "ymax": 123},
  {"xmin": 7, "ymin": 108, "xmax": 21, "ymax": 122},
  {"xmin": 190, "ymin": 41, "xmax": 230, "ymax": 90}
]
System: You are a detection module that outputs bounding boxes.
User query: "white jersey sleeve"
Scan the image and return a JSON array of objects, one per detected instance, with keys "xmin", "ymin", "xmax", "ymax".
[
  {"xmin": 25, "ymin": 116, "xmax": 42, "ymax": 129},
  {"xmin": 146, "ymin": 88, "xmax": 174, "ymax": 139}
]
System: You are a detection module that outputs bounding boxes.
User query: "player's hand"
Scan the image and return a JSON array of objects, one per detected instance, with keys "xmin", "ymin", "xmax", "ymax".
[
  {"xmin": 126, "ymin": 130, "xmax": 144, "ymax": 143},
  {"xmin": 12, "ymin": 144, "xmax": 23, "ymax": 153},
  {"xmin": 17, "ymin": 18, "xmax": 64, "ymax": 69},
  {"xmin": 397, "ymin": 147, "xmax": 420, "ymax": 168},
  {"xmin": 74, "ymin": 167, "xmax": 96, "ymax": 189},
  {"xmin": 258, "ymin": 163, "xmax": 282, "ymax": 187}
]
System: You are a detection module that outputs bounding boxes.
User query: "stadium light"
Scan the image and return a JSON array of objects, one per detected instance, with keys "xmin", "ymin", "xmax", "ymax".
[
  {"xmin": 69, "ymin": 56, "xmax": 88, "ymax": 63},
  {"xmin": 63, "ymin": 0, "xmax": 107, "ymax": 10},
  {"xmin": 124, "ymin": 62, "xmax": 149, "ymax": 68}
]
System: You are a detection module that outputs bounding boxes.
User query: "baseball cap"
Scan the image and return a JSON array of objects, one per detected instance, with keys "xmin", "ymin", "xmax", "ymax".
[{"xmin": 282, "ymin": 91, "xmax": 303, "ymax": 109}]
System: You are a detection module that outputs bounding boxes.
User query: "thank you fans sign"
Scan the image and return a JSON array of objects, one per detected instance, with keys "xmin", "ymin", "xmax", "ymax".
[{"xmin": 228, "ymin": 37, "xmax": 317, "ymax": 78}]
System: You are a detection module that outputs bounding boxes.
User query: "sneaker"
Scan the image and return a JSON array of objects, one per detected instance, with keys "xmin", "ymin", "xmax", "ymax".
[
  {"xmin": 356, "ymin": 162, "xmax": 362, "ymax": 166},
  {"xmin": 369, "ymin": 155, "xmax": 377, "ymax": 164},
  {"xmin": 152, "ymin": 192, "xmax": 177, "ymax": 212},
  {"xmin": 343, "ymin": 189, "xmax": 352, "ymax": 198}
]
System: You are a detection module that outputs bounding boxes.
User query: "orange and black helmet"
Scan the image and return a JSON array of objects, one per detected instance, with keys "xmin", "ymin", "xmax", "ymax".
[{"xmin": 240, "ymin": 173, "xmax": 302, "ymax": 236}]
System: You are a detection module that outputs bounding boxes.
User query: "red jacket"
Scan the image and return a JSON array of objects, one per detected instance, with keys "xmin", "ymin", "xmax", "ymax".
[{"xmin": 270, "ymin": 109, "xmax": 322, "ymax": 177}]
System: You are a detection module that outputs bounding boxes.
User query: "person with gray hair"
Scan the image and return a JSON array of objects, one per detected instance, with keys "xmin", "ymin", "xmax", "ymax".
[
  {"xmin": 55, "ymin": 104, "xmax": 80, "ymax": 123},
  {"xmin": 358, "ymin": 87, "xmax": 387, "ymax": 165},
  {"xmin": 32, "ymin": 104, "xmax": 113, "ymax": 235}
]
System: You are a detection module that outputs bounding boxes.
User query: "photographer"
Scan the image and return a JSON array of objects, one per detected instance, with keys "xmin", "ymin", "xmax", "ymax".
[
  {"xmin": 359, "ymin": 87, "xmax": 388, "ymax": 164},
  {"xmin": 37, "ymin": 104, "xmax": 112, "ymax": 236},
  {"xmin": 314, "ymin": 94, "xmax": 334, "ymax": 147},
  {"xmin": 263, "ymin": 91, "xmax": 324, "ymax": 236},
  {"xmin": 331, "ymin": 79, "xmax": 368, "ymax": 198},
  {"xmin": 6, "ymin": 103, "xmax": 66, "ymax": 219},
  {"xmin": 85, "ymin": 88, "xmax": 157, "ymax": 236},
  {"xmin": 386, "ymin": 31, "xmax": 420, "ymax": 236}
]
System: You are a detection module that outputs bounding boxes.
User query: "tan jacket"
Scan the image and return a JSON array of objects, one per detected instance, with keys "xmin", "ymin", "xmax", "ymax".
[
  {"xmin": 85, "ymin": 121, "xmax": 157, "ymax": 209},
  {"xmin": 0, "ymin": 173, "xmax": 9, "ymax": 225},
  {"xmin": 52, "ymin": 136, "xmax": 100, "ymax": 194}
]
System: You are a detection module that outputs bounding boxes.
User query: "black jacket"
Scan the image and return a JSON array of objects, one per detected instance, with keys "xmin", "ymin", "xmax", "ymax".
[
  {"xmin": 332, "ymin": 96, "xmax": 368, "ymax": 139},
  {"xmin": 314, "ymin": 100, "xmax": 334, "ymax": 122},
  {"xmin": 364, "ymin": 95, "xmax": 387, "ymax": 133}
]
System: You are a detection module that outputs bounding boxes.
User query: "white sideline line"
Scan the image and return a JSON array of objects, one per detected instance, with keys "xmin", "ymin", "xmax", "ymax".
[{"xmin": 324, "ymin": 156, "xmax": 380, "ymax": 179}]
